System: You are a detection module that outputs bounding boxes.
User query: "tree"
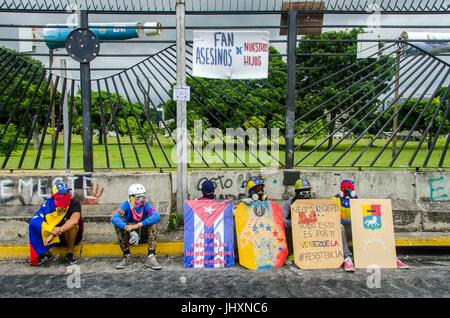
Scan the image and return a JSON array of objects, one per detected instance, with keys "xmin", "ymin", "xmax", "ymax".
[
  {"xmin": 162, "ymin": 46, "xmax": 287, "ymax": 134},
  {"xmin": 0, "ymin": 124, "xmax": 21, "ymax": 155},
  {"xmin": 0, "ymin": 46, "xmax": 57, "ymax": 150},
  {"xmin": 296, "ymin": 29, "xmax": 395, "ymax": 148},
  {"xmin": 72, "ymin": 91, "xmax": 158, "ymax": 144},
  {"xmin": 382, "ymin": 94, "xmax": 450, "ymax": 148}
]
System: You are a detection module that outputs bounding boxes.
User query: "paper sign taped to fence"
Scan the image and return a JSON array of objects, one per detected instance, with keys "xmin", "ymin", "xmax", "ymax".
[
  {"xmin": 173, "ymin": 86, "xmax": 190, "ymax": 101},
  {"xmin": 291, "ymin": 199, "xmax": 344, "ymax": 269},
  {"xmin": 184, "ymin": 200, "xmax": 234, "ymax": 268},
  {"xmin": 193, "ymin": 31, "xmax": 269, "ymax": 79},
  {"xmin": 350, "ymin": 199, "xmax": 397, "ymax": 268},
  {"xmin": 235, "ymin": 200, "xmax": 288, "ymax": 270}
]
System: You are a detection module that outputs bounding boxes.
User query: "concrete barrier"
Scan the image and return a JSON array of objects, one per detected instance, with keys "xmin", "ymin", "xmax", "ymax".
[
  {"xmin": 1, "ymin": 169, "xmax": 449, "ymax": 248},
  {"xmin": 187, "ymin": 170, "xmax": 450, "ymax": 232},
  {"xmin": 0, "ymin": 172, "xmax": 173, "ymax": 245}
]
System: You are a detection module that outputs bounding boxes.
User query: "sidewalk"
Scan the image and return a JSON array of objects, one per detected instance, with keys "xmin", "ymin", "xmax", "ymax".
[
  {"xmin": 1, "ymin": 232, "xmax": 450, "ymax": 259},
  {"xmin": 1, "ymin": 255, "xmax": 450, "ymax": 298}
]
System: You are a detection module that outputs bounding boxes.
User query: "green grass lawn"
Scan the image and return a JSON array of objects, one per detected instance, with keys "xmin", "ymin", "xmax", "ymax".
[{"xmin": 0, "ymin": 134, "xmax": 448, "ymax": 170}]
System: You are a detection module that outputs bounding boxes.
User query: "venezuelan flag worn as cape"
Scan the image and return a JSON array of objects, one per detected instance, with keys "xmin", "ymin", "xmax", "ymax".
[
  {"xmin": 29, "ymin": 198, "xmax": 69, "ymax": 265},
  {"xmin": 332, "ymin": 194, "xmax": 358, "ymax": 225}
]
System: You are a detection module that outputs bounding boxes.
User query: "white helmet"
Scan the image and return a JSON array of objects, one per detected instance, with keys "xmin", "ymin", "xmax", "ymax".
[{"xmin": 128, "ymin": 183, "xmax": 146, "ymax": 196}]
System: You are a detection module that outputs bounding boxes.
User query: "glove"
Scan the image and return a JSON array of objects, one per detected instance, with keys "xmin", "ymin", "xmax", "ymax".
[
  {"xmin": 242, "ymin": 198, "xmax": 253, "ymax": 205},
  {"xmin": 129, "ymin": 230, "xmax": 140, "ymax": 245}
]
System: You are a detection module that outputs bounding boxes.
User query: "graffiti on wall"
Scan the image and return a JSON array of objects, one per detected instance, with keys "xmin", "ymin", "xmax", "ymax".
[
  {"xmin": 429, "ymin": 176, "xmax": 449, "ymax": 201},
  {"xmin": 0, "ymin": 175, "xmax": 104, "ymax": 205},
  {"xmin": 194, "ymin": 172, "xmax": 279, "ymax": 200}
]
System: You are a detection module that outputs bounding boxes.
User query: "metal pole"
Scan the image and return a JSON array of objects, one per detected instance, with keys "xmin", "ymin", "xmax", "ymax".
[
  {"xmin": 392, "ymin": 48, "xmax": 400, "ymax": 158},
  {"xmin": 49, "ymin": 49, "xmax": 56, "ymax": 149},
  {"xmin": 176, "ymin": 0, "xmax": 188, "ymax": 216},
  {"xmin": 61, "ymin": 59, "xmax": 70, "ymax": 173},
  {"xmin": 80, "ymin": 10, "xmax": 93, "ymax": 172},
  {"xmin": 285, "ymin": 9, "xmax": 297, "ymax": 169}
]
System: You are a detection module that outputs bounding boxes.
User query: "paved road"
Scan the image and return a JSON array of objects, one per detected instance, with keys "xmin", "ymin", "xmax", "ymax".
[{"xmin": 1, "ymin": 255, "xmax": 450, "ymax": 298}]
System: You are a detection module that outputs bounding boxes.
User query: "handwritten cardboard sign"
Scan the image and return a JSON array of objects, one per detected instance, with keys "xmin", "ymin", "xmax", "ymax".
[
  {"xmin": 291, "ymin": 199, "xmax": 344, "ymax": 269},
  {"xmin": 350, "ymin": 199, "xmax": 397, "ymax": 268}
]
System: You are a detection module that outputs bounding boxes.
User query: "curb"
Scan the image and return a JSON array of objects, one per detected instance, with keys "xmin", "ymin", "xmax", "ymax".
[
  {"xmin": 0, "ymin": 242, "xmax": 184, "ymax": 259},
  {"xmin": 1, "ymin": 236, "xmax": 450, "ymax": 259},
  {"xmin": 394, "ymin": 236, "xmax": 450, "ymax": 247}
]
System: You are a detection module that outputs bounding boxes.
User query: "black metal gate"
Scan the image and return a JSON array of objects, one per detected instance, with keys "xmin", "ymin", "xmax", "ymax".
[{"xmin": 0, "ymin": 0, "xmax": 449, "ymax": 171}]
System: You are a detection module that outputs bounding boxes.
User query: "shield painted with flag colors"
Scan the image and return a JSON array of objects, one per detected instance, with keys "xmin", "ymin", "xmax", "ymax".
[
  {"xmin": 184, "ymin": 200, "xmax": 234, "ymax": 268},
  {"xmin": 234, "ymin": 200, "xmax": 288, "ymax": 270}
]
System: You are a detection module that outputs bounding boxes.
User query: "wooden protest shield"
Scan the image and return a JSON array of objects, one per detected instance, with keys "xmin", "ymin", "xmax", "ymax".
[
  {"xmin": 235, "ymin": 200, "xmax": 288, "ymax": 270},
  {"xmin": 350, "ymin": 199, "xmax": 397, "ymax": 268},
  {"xmin": 291, "ymin": 199, "xmax": 344, "ymax": 269}
]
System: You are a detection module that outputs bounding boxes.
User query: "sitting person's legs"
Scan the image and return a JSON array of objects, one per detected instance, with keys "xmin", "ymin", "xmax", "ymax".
[
  {"xmin": 285, "ymin": 225, "xmax": 294, "ymax": 257},
  {"xmin": 57, "ymin": 223, "xmax": 82, "ymax": 265},
  {"xmin": 144, "ymin": 224, "xmax": 162, "ymax": 270},
  {"xmin": 114, "ymin": 226, "xmax": 131, "ymax": 255},
  {"xmin": 63, "ymin": 224, "xmax": 80, "ymax": 255},
  {"xmin": 341, "ymin": 224, "xmax": 355, "ymax": 272},
  {"xmin": 341, "ymin": 224, "xmax": 352, "ymax": 259},
  {"xmin": 114, "ymin": 225, "xmax": 131, "ymax": 269}
]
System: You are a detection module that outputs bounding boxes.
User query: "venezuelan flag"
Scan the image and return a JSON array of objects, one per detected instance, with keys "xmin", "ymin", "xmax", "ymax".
[
  {"xmin": 29, "ymin": 198, "xmax": 68, "ymax": 266},
  {"xmin": 332, "ymin": 196, "xmax": 352, "ymax": 224}
]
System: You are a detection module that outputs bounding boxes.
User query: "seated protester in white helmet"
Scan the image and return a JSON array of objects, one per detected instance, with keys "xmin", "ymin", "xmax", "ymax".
[{"xmin": 111, "ymin": 183, "xmax": 162, "ymax": 270}]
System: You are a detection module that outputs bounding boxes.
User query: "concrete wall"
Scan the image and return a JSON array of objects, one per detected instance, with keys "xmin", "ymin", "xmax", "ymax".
[
  {"xmin": 187, "ymin": 170, "xmax": 450, "ymax": 232},
  {"xmin": 1, "ymin": 170, "xmax": 450, "ymax": 245},
  {"xmin": 0, "ymin": 172, "xmax": 172, "ymax": 214},
  {"xmin": 187, "ymin": 169, "xmax": 286, "ymax": 201},
  {"xmin": 0, "ymin": 172, "xmax": 173, "ymax": 244}
]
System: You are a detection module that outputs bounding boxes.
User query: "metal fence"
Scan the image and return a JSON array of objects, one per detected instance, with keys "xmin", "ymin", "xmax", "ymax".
[{"xmin": 0, "ymin": 0, "xmax": 449, "ymax": 171}]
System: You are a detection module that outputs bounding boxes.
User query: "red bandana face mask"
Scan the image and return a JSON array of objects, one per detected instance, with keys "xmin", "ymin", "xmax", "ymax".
[{"xmin": 53, "ymin": 193, "xmax": 71, "ymax": 208}]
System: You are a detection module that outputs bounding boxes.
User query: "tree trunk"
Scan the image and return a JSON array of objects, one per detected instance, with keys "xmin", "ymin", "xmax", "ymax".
[
  {"xmin": 98, "ymin": 132, "xmax": 103, "ymax": 145},
  {"xmin": 147, "ymin": 135, "xmax": 154, "ymax": 147},
  {"xmin": 327, "ymin": 110, "xmax": 336, "ymax": 150},
  {"xmin": 427, "ymin": 131, "xmax": 433, "ymax": 150},
  {"xmin": 32, "ymin": 126, "xmax": 39, "ymax": 150}
]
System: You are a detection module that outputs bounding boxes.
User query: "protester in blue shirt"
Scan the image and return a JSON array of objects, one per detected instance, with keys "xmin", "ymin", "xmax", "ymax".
[{"xmin": 111, "ymin": 183, "xmax": 161, "ymax": 270}]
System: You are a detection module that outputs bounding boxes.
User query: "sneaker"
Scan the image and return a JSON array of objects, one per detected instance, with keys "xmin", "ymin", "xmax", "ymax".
[
  {"xmin": 289, "ymin": 266, "xmax": 302, "ymax": 276},
  {"xmin": 397, "ymin": 259, "xmax": 410, "ymax": 269},
  {"xmin": 115, "ymin": 255, "xmax": 131, "ymax": 270},
  {"xmin": 37, "ymin": 252, "xmax": 54, "ymax": 266},
  {"xmin": 343, "ymin": 257, "xmax": 355, "ymax": 272},
  {"xmin": 65, "ymin": 253, "xmax": 78, "ymax": 266},
  {"xmin": 145, "ymin": 254, "xmax": 162, "ymax": 270}
]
